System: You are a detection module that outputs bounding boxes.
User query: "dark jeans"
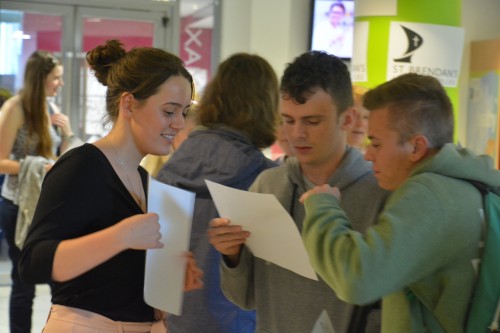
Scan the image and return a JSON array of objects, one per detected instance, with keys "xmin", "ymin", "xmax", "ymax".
[{"xmin": 0, "ymin": 197, "xmax": 35, "ymax": 333}]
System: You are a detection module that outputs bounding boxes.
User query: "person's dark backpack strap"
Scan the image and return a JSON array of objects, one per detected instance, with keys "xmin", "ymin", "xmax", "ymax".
[{"xmin": 347, "ymin": 301, "xmax": 381, "ymax": 333}]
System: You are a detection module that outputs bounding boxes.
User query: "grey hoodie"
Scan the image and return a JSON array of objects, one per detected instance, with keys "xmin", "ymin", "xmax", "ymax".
[{"xmin": 220, "ymin": 146, "xmax": 390, "ymax": 333}]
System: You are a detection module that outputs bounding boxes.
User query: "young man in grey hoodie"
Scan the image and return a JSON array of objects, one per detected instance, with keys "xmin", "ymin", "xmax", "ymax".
[{"xmin": 208, "ymin": 51, "xmax": 389, "ymax": 333}]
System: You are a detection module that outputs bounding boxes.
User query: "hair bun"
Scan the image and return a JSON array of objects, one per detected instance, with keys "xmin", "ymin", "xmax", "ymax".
[{"xmin": 86, "ymin": 40, "xmax": 126, "ymax": 86}]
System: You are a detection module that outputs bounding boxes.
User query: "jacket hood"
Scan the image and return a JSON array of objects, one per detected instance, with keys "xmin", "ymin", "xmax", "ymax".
[
  {"xmin": 155, "ymin": 126, "xmax": 276, "ymax": 193},
  {"xmin": 412, "ymin": 143, "xmax": 500, "ymax": 187},
  {"xmin": 286, "ymin": 146, "xmax": 374, "ymax": 190}
]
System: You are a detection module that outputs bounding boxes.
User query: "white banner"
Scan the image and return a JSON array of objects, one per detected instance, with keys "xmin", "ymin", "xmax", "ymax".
[
  {"xmin": 387, "ymin": 21, "xmax": 464, "ymax": 87},
  {"xmin": 351, "ymin": 21, "xmax": 369, "ymax": 83}
]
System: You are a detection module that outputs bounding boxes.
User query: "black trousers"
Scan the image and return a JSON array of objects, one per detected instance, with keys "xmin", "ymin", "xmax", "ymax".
[{"xmin": 0, "ymin": 197, "xmax": 36, "ymax": 333}]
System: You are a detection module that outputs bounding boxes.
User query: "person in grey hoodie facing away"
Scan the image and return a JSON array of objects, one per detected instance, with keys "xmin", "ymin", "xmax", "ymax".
[
  {"xmin": 207, "ymin": 51, "xmax": 390, "ymax": 333},
  {"xmin": 155, "ymin": 53, "xmax": 280, "ymax": 333}
]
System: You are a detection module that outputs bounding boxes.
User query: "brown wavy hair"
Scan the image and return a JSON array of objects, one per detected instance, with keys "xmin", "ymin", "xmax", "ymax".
[
  {"xmin": 20, "ymin": 51, "xmax": 60, "ymax": 158},
  {"xmin": 197, "ymin": 53, "xmax": 279, "ymax": 149},
  {"xmin": 86, "ymin": 39, "xmax": 194, "ymax": 126}
]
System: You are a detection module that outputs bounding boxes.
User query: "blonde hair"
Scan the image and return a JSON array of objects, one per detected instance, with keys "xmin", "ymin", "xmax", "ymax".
[
  {"xmin": 363, "ymin": 73, "xmax": 454, "ymax": 147},
  {"xmin": 353, "ymin": 85, "xmax": 368, "ymax": 101}
]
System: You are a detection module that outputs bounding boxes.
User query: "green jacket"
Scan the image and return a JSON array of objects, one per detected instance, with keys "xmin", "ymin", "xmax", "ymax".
[{"xmin": 302, "ymin": 143, "xmax": 500, "ymax": 333}]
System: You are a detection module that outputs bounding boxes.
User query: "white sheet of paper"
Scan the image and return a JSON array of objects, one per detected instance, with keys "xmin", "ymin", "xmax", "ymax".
[
  {"xmin": 311, "ymin": 310, "xmax": 336, "ymax": 333},
  {"xmin": 144, "ymin": 176, "xmax": 195, "ymax": 315},
  {"xmin": 205, "ymin": 180, "xmax": 317, "ymax": 280}
]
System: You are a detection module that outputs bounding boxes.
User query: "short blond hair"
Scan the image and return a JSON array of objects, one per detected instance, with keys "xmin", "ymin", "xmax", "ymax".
[
  {"xmin": 352, "ymin": 85, "xmax": 368, "ymax": 100},
  {"xmin": 363, "ymin": 73, "xmax": 454, "ymax": 147}
]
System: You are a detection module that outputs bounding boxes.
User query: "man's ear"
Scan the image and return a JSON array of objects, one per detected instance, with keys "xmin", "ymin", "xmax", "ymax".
[
  {"xmin": 409, "ymin": 135, "xmax": 431, "ymax": 162},
  {"xmin": 340, "ymin": 107, "xmax": 356, "ymax": 130},
  {"xmin": 120, "ymin": 92, "xmax": 134, "ymax": 118}
]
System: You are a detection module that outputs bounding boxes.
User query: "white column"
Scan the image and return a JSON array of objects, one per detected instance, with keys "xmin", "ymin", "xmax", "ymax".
[{"xmin": 219, "ymin": 0, "xmax": 309, "ymax": 77}]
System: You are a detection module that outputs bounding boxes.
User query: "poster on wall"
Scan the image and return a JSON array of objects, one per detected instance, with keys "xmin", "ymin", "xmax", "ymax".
[
  {"xmin": 467, "ymin": 39, "xmax": 500, "ymax": 168},
  {"xmin": 351, "ymin": 21, "xmax": 369, "ymax": 83},
  {"xmin": 386, "ymin": 21, "xmax": 464, "ymax": 87},
  {"xmin": 467, "ymin": 74, "xmax": 499, "ymax": 166},
  {"xmin": 180, "ymin": 15, "xmax": 212, "ymax": 94}
]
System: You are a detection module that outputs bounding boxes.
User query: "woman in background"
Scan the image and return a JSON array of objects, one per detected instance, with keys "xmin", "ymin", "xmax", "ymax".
[
  {"xmin": 0, "ymin": 87, "xmax": 13, "ymax": 258},
  {"xmin": 346, "ymin": 85, "xmax": 369, "ymax": 152},
  {"xmin": 19, "ymin": 40, "xmax": 202, "ymax": 333},
  {"xmin": 156, "ymin": 53, "xmax": 280, "ymax": 333},
  {"xmin": 273, "ymin": 118, "xmax": 295, "ymax": 165},
  {"xmin": 0, "ymin": 51, "xmax": 75, "ymax": 333}
]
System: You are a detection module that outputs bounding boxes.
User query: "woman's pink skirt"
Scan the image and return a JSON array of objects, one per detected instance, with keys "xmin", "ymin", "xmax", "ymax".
[{"xmin": 42, "ymin": 304, "xmax": 167, "ymax": 333}]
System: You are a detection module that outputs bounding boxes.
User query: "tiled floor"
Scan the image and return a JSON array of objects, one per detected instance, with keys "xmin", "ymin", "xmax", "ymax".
[{"xmin": 0, "ymin": 258, "xmax": 52, "ymax": 333}]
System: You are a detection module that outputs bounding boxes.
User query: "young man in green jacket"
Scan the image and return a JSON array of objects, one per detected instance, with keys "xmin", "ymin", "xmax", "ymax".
[{"xmin": 300, "ymin": 73, "xmax": 500, "ymax": 332}]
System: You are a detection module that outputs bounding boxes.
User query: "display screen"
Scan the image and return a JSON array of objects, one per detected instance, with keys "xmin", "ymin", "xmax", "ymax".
[{"xmin": 309, "ymin": 0, "xmax": 355, "ymax": 59}]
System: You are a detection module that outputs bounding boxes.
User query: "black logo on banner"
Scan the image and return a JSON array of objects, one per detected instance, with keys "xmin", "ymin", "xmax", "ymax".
[{"xmin": 394, "ymin": 25, "xmax": 424, "ymax": 63}]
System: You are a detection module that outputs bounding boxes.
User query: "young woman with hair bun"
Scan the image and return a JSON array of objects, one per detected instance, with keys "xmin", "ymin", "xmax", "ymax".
[{"xmin": 18, "ymin": 40, "xmax": 203, "ymax": 333}]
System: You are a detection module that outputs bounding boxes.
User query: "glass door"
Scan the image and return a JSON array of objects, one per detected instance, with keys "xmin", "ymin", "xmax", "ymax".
[
  {"xmin": 0, "ymin": 2, "xmax": 73, "ymax": 109},
  {"xmin": 74, "ymin": 7, "xmax": 168, "ymax": 141},
  {"xmin": 0, "ymin": 0, "xmax": 176, "ymax": 142}
]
